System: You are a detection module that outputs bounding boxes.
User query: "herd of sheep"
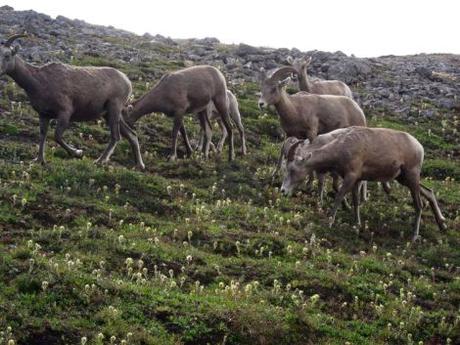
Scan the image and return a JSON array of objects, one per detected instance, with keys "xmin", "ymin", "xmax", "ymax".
[{"xmin": 0, "ymin": 33, "xmax": 447, "ymax": 241}]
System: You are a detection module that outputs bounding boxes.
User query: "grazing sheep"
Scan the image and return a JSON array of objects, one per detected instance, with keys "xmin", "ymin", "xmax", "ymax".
[
  {"xmin": 125, "ymin": 65, "xmax": 234, "ymax": 161},
  {"xmin": 197, "ymin": 90, "xmax": 247, "ymax": 155},
  {"xmin": 259, "ymin": 66, "xmax": 367, "ymax": 196},
  {"xmin": 286, "ymin": 56, "xmax": 353, "ymax": 98},
  {"xmin": 281, "ymin": 126, "xmax": 446, "ymax": 241},
  {"xmin": 271, "ymin": 136, "xmax": 302, "ymax": 181},
  {"xmin": 0, "ymin": 33, "xmax": 145, "ymax": 169},
  {"xmin": 285, "ymin": 128, "xmax": 358, "ymax": 206}
]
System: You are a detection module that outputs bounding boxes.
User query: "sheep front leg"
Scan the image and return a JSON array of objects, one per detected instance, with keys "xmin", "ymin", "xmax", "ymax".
[
  {"xmin": 179, "ymin": 125, "xmax": 193, "ymax": 158},
  {"xmin": 328, "ymin": 174, "xmax": 357, "ymax": 228},
  {"xmin": 317, "ymin": 173, "xmax": 326, "ymax": 206},
  {"xmin": 34, "ymin": 115, "xmax": 50, "ymax": 164}
]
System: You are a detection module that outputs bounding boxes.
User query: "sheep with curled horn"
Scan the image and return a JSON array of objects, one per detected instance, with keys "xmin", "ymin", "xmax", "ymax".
[
  {"xmin": 125, "ymin": 65, "xmax": 235, "ymax": 161},
  {"xmin": 285, "ymin": 55, "xmax": 353, "ymax": 98},
  {"xmin": 0, "ymin": 33, "xmax": 145, "ymax": 169},
  {"xmin": 281, "ymin": 126, "xmax": 447, "ymax": 242},
  {"xmin": 258, "ymin": 66, "xmax": 367, "ymax": 199}
]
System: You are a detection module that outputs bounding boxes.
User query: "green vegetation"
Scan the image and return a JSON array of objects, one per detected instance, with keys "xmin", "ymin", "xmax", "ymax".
[{"xmin": 0, "ymin": 56, "xmax": 459, "ymax": 345}]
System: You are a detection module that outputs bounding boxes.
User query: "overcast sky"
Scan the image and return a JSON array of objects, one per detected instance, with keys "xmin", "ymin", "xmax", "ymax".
[{"xmin": 4, "ymin": 0, "xmax": 459, "ymax": 57}]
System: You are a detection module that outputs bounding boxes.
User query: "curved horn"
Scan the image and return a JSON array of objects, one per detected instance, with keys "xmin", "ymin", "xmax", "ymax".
[
  {"xmin": 5, "ymin": 33, "xmax": 28, "ymax": 47},
  {"xmin": 270, "ymin": 66, "xmax": 298, "ymax": 81}
]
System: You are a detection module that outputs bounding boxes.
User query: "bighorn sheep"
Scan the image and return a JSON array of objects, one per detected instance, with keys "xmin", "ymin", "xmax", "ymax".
[
  {"xmin": 197, "ymin": 90, "xmax": 247, "ymax": 155},
  {"xmin": 281, "ymin": 126, "xmax": 447, "ymax": 241},
  {"xmin": 258, "ymin": 67, "xmax": 365, "ymax": 143},
  {"xmin": 125, "ymin": 65, "xmax": 234, "ymax": 161},
  {"xmin": 0, "ymin": 34, "xmax": 145, "ymax": 168},
  {"xmin": 286, "ymin": 56, "xmax": 353, "ymax": 98},
  {"xmin": 259, "ymin": 67, "xmax": 367, "ymax": 197}
]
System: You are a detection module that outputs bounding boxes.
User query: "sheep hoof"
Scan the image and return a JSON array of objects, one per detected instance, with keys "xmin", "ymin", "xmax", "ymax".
[
  {"xmin": 137, "ymin": 163, "xmax": 146, "ymax": 171},
  {"xmin": 32, "ymin": 157, "xmax": 47, "ymax": 165},
  {"xmin": 74, "ymin": 149, "xmax": 84, "ymax": 158},
  {"xmin": 94, "ymin": 158, "xmax": 108, "ymax": 165}
]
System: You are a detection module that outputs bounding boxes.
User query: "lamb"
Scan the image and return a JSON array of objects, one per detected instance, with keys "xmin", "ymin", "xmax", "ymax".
[
  {"xmin": 0, "ymin": 33, "xmax": 145, "ymax": 169},
  {"xmin": 286, "ymin": 56, "xmax": 353, "ymax": 98},
  {"xmin": 284, "ymin": 128, "xmax": 359, "ymax": 205},
  {"xmin": 281, "ymin": 126, "xmax": 447, "ymax": 241},
  {"xmin": 196, "ymin": 90, "xmax": 247, "ymax": 155},
  {"xmin": 125, "ymin": 65, "xmax": 234, "ymax": 161}
]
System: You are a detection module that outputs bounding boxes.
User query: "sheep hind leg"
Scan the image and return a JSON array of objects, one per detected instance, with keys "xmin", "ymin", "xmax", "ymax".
[
  {"xmin": 213, "ymin": 95, "xmax": 234, "ymax": 161},
  {"xmin": 233, "ymin": 115, "xmax": 247, "ymax": 155},
  {"xmin": 95, "ymin": 104, "xmax": 122, "ymax": 165},
  {"xmin": 408, "ymin": 185, "xmax": 423, "ymax": 242},
  {"xmin": 168, "ymin": 115, "xmax": 184, "ymax": 161},
  {"xmin": 216, "ymin": 119, "xmax": 227, "ymax": 153},
  {"xmin": 317, "ymin": 173, "xmax": 325, "ymax": 207},
  {"xmin": 352, "ymin": 183, "xmax": 361, "ymax": 227},
  {"xmin": 55, "ymin": 116, "xmax": 83, "ymax": 158},
  {"xmin": 197, "ymin": 110, "xmax": 213, "ymax": 159},
  {"xmin": 119, "ymin": 118, "xmax": 145, "ymax": 170},
  {"xmin": 34, "ymin": 115, "xmax": 50, "ymax": 164},
  {"xmin": 420, "ymin": 183, "xmax": 447, "ymax": 231}
]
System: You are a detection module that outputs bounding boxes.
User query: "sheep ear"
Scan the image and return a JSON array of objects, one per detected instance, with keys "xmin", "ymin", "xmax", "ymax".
[
  {"xmin": 278, "ymin": 76, "xmax": 291, "ymax": 87},
  {"xmin": 12, "ymin": 45, "xmax": 19, "ymax": 55},
  {"xmin": 304, "ymin": 56, "xmax": 312, "ymax": 66},
  {"xmin": 258, "ymin": 67, "xmax": 267, "ymax": 82},
  {"xmin": 295, "ymin": 156, "xmax": 304, "ymax": 162},
  {"xmin": 286, "ymin": 56, "xmax": 294, "ymax": 65}
]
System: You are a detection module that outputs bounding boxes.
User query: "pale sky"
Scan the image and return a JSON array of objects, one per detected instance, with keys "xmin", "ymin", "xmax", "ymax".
[{"xmin": 4, "ymin": 0, "xmax": 459, "ymax": 57}]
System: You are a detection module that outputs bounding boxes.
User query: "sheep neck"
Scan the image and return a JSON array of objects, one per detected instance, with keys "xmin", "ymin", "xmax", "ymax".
[
  {"xmin": 274, "ymin": 90, "xmax": 299, "ymax": 125},
  {"xmin": 306, "ymin": 143, "xmax": 341, "ymax": 171},
  {"xmin": 298, "ymin": 66, "xmax": 313, "ymax": 93},
  {"xmin": 8, "ymin": 56, "xmax": 40, "ymax": 95},
  {"xmin": 129, "ymin": 86, "xmax": 167, "ymax": 122}
]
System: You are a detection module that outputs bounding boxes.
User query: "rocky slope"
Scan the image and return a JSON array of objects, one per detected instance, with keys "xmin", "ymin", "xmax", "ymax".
[
  {"xmin": 1, "ymin": 5, "xmax": 459, "ymax": 121},
  {"xmin": 1, "ymin": 6, "xmax": 460, "ymax": 345}
]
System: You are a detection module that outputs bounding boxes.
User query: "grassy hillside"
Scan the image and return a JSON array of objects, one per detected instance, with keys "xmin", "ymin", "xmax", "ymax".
[{"xmin": 0, "ymin": 54, "xmax": 459, "ymax": 345}]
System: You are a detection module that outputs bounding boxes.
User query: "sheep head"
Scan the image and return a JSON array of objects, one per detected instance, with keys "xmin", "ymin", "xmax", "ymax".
[
  {"xmin": 287, "ymin": 55, "xmax": 312, "ymax": 72},
  {"xmin": 281, "ymin": 142, "xmax": 313, "ymax": 196},
  {"xmin": 0, "ymin": 33, "xmax": 27, "ymax": 75},
  {"xmin": 258, "ymin": 66, "xmax": 297, "ymax": 109}
]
